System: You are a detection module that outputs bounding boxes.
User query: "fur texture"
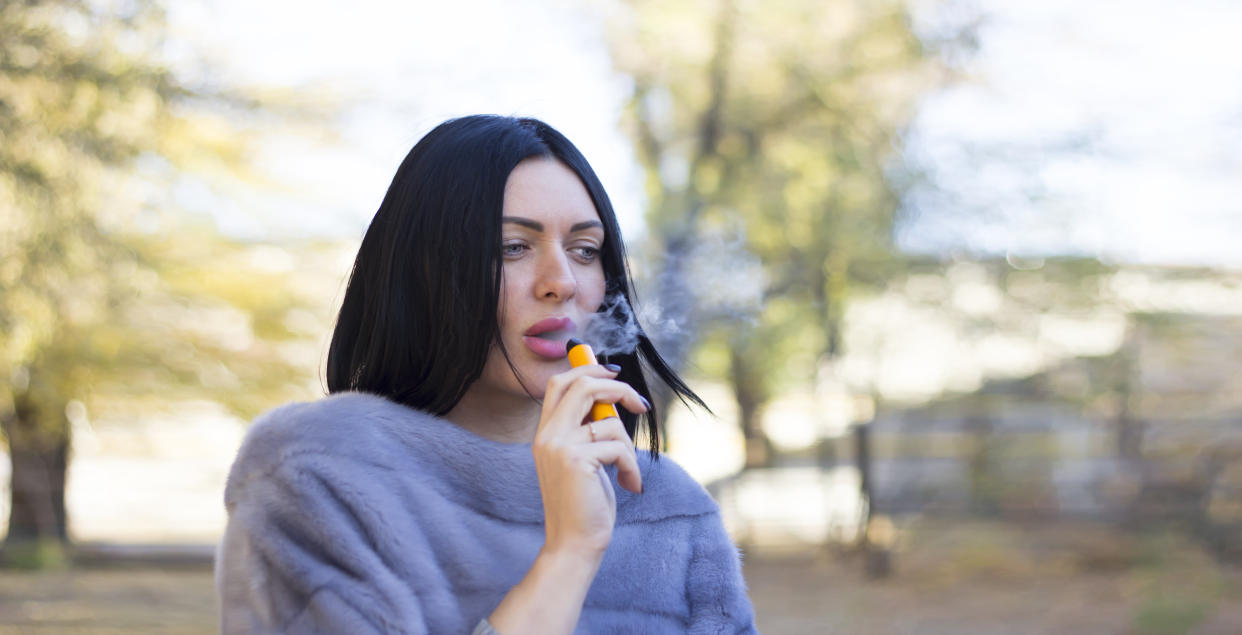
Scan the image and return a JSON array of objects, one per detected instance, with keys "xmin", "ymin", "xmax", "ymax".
[{"xmin": 216, "ymin": 392, "xmax": 757, "ymax": 634}]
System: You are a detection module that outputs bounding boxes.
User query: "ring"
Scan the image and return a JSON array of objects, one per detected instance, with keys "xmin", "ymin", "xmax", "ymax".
[{"xmin": 587, "ymin": 421, "xmax": 597, "ymax": 442}]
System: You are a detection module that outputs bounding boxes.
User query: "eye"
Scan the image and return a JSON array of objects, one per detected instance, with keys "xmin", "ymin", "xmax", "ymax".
[
  {"xmin": 501, "ymin": 241, "xmax": 529, "ymax": 259},
  {"xmin": 570, "ymin": 245, "xmax": 600, "ymax": 263}
]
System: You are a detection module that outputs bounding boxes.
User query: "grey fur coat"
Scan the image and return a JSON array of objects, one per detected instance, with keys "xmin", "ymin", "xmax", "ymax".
[{"xmin": 215, "ymin": 392, "xmax": 757, "ymax": 634}]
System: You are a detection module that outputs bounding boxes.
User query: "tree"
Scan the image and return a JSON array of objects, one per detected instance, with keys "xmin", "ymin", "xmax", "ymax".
[
  {"xmin": 606, "ymin": 0, "xmax": 943, "ymax": 463},
  {"xmin": 0, "ymin": 0, "xmax": 318, "ymax": 565}
]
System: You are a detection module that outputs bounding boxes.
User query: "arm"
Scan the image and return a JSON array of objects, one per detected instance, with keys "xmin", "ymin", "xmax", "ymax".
[
  {"xmin": 686, "ymin": 511, "xmax": 758, "ymax": 635},
  {"xmin": 216, "ymin": 458, "xmax": 427, "ymax": 635}
]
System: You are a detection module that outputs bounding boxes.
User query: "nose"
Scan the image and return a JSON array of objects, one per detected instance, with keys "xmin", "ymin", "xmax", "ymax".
[{"xmin": 533, "ymin": 249, "xmax": 577, "ymax": 302}]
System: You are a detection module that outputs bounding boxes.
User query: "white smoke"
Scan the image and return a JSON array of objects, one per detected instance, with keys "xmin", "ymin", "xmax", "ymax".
[
  {"xmin": 582, "ymin": 292, "xmax": 643, "ymax": 357},
  {"xmin": 582, "ymin": 225, "xmax": 766, "ymax": 357}
]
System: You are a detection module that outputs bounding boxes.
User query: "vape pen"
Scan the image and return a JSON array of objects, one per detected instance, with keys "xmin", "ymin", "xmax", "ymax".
[{"xmin": 565, "ymin": 338, "xmax": 621, "ymax": 421}]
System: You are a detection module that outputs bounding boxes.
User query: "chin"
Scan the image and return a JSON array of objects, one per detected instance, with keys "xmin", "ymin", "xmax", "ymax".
[{"xmin": 512, "ymin": 361, "xmax": 569, "ymax": 397}]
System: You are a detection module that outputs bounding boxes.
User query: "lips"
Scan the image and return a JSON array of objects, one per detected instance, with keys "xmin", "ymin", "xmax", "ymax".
[
  {"xmin": 523, "ymin": 317, "xmax": 576, "ymax": 359},
  {"xmin": 525, "ymin": 316, "xmax": 574, "ymax": 337}
]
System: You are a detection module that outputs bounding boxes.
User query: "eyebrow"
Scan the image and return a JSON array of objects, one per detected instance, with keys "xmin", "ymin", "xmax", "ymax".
[{"xmin": 501, "ymin": 217, "xmax": 604, "ymax": 233}]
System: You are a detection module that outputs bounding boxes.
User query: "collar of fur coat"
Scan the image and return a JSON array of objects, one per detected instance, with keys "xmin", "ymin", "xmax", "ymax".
[{"xmin": 225, "ymin": 391, "xmax": 719, "ymax": 525}]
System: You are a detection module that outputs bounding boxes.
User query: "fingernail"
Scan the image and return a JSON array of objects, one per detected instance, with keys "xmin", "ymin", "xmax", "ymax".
[
  {"xmin": 604, "ymin": 363, "xmax": 622, "ymax": 373},
  {"xmin": 640, "ymin": 396, "xmax": 651, "ymax": 410}
]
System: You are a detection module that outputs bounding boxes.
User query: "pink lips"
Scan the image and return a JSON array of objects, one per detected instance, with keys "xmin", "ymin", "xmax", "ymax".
[{"xmin": 523, "ymin": 317, "xmax": 576, "ymax": 359}]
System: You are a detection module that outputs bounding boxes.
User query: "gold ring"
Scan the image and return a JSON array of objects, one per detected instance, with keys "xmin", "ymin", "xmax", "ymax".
[{"xmin": 588, "ymin": 421, "xmax": 597, "ymax": 442}]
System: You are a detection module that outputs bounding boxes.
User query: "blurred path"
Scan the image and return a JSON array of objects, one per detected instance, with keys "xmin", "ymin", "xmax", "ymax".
[{"xmin": 1, "ymin": 522, "xmax": 1239, "ymax": 634}]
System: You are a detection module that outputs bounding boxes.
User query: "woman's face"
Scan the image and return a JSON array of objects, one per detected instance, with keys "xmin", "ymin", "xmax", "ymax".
[{"xmin": 473, "ymin": 156, "xmax": 608, "ymax": 402}]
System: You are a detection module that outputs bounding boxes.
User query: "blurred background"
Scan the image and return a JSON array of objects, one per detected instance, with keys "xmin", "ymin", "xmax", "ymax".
[{"xmin": 2, "ymin": 0, "xmax": 1240, "ymax": 632}]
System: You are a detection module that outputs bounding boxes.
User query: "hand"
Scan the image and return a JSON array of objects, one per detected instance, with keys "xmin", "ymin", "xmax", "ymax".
[
  {"xmin": 532, "ymin": 364, "xmax": 649, "ymax": 559},
  {"xmin": 488, "ymin": 365, "xmax": 649, "ymax": 635}
]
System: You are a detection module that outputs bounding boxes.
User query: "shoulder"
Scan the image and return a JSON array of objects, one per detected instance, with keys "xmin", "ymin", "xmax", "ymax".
[
  {"xmin": 229, "ymin": 391, "xmax": 424, "ymax": 470},
  {"xmin": 223, "ymin": 392, "xmax": 436, "ymax": 507},
  {"xmin": 236, "ymin": 391, "xmax": 420, "ymax": 448},
  {"xmin": 614, "ymin": 452, "xmax": 721, "ymax": 523}
]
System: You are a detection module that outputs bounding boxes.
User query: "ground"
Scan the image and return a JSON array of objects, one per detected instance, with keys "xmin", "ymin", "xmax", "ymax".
[{"xmin": 0, "ymin": 520, "xmax": 1238, "ymax": 634}]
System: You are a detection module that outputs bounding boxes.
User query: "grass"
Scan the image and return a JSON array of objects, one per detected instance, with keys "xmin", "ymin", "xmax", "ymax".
[
  {"xmin": 0, "ymin": 568, "xmax": 216, "ymax": 634},
  {"xmin": 1134, "ymin": 594, "xmax": 1211, "ymax": 635}
]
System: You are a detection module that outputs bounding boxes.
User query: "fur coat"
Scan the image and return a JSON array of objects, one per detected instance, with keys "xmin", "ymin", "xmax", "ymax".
[{"xmin": 215, "ymin": 391, "xmax": 757, "ymax": 634}]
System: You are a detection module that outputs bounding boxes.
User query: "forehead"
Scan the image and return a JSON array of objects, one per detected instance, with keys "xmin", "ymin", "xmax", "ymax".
[{"xmin": 502, "ymin": 157, "xmax": 601, "ymax": 226}]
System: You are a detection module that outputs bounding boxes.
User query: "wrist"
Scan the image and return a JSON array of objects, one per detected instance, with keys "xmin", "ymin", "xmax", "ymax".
[
  {"xmin": 487, "ymin": 547, "xmax": 601, "ymax": 635},
  {"xmin": 534, "ymin": 545, "xmax": 602, "ymax": 586}
]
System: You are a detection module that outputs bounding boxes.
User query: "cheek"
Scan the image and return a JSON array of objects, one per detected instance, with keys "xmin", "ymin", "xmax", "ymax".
[
  {"xmin": 496, "ymin": 289, "xmax": 508, "ymax": 328},
  {"xmin": 496, "ymin": 270, "xmax": 517, "ymax": 328},
  {"xmin": 582, "ymin": 268, "xmax": 607, "ymax": 308}
]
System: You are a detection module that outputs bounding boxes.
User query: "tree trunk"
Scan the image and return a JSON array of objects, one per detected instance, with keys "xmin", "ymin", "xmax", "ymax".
[
  {"xmin": 1116, "ymin": 335, "xmax": 1144, "ymax": 462},
  {"xmin": 730, "ymin": 345, "xmax": 771, "ymax": 468},
  {"xmin": 822, "ymin": 248, "xmax": 849, "ymax": 359},
  {"xmin": 965, "ymin": 412, "xmax": 998, "ymax": 516},
  {"xmin": 2, "ymin": 388, "xmax": 71, "ymax": 566}
]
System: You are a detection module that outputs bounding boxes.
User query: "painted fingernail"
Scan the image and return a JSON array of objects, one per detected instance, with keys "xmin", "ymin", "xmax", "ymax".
[
  {"xmin": 604, "ymin": 363, "xmax": 622, "ymax": 373},
  {"xmin": 640, "ymin": 396, "xmax": 651, "ymax": 410}
]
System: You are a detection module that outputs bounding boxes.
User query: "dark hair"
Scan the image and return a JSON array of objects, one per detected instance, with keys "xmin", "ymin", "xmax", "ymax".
[{"xmin": 326, "ymin": 115, "xmax": 703, "ymax": 455}]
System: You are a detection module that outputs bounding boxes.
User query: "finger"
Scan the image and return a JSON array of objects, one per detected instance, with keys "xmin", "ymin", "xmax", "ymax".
[
  {"xmin": 584, "ymin": 439, "xmax": 644, "ymax": 495},
  {"xmin": 540, "ymin": 365, "xmax": 621, "ymax": 419},
  {"xmin": 581, "ymin": 417, "xmax": 631, "ymax": 445},
  {"xmin": 559, "ymin": 377, "xmax": 649, "ymax": 422},
  {"xmin": 583, "ymin": 419, "xmax": 642, "ymax": 493},
  {"xmin": 542, "ymin": 375, "xmax": 633, "ymax": 433}
]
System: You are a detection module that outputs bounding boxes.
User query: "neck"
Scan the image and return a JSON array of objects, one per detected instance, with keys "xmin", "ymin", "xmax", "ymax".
[{"xmin": 445, "ymin": 387, "xmax": 542, "ymax": 444}]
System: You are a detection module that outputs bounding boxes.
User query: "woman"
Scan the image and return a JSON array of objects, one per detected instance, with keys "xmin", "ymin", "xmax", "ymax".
[{"xmin": 216, "ymin": 115, "xmax": 757, "ymax": 634}]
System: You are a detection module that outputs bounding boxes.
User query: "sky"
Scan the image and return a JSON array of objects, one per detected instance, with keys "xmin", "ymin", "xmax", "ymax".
[
  {"xmin": 901, "ymin": 0, "xmax": 1242, "ymax": 267},
  {"xmin": 168, "ymin": 0, "xmax": 1242, "ymax": 268},
  {"xmin": 164, "ymin": 0, "xmax": 645, "ymax": 240}
]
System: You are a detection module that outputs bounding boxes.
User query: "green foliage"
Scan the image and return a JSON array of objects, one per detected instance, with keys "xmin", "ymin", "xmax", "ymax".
[
  {"xmin": 608, "ymin": 0, "xmax": 943, "ymax": 438},
  {"xmin": 0, "ymin": 0, "xmax": 315, "ymax": 425},
  {"xmin": 0, "ymin": 0, "xmax": 322, "ymax": 551}
]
